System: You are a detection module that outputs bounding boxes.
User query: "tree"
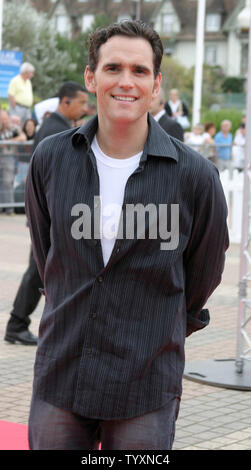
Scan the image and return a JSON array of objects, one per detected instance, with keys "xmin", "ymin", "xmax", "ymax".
[
  {"xmin": 221, "ymin": 77, "xmax": 245, "ymax": 93},
  {"xmin": 56, "ymin": 14, "xmax": 111, "ymax": 86},
  {"xmin": 2, "ymin": 0, "xmax": 76, "ymax": 100}
]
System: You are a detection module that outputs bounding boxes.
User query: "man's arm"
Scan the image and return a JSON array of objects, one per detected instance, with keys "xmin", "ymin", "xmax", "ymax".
[
  {"xmin": 25, "ymin": 143, "xmax": 51, "ymax": 283},
  {"xmin": 8, "ymin": 78, "xmax": 17, "ymax": 109},
  {"xmin": 8, "ymin": 94, "xmax": 16, "ymax": 109},
  {"xmin": 11, "ymin": 129, "xmax": 27, "ymax": 142},
  {"xmin": 183, "ymin": 166, "xmax": 229, "ymax": 336}
]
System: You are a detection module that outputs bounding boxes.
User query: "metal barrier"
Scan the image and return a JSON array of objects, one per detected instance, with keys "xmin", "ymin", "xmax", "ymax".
[
  {"xmin": 0, "ymin": 141, "xmax": 33, "ymax": 211},
  {"xmin": 0, "ymin": 141, "xmax": 245, "ymax": 211},
  {"xmin": 185, "ymin": 143, "xmax": 245, "ymax": 172}
]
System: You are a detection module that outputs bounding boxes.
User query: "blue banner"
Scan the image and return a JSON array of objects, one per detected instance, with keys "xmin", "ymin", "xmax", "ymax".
[{"xmin": 0, "ymin": 50, "xmax": 23, "ymax": 98}]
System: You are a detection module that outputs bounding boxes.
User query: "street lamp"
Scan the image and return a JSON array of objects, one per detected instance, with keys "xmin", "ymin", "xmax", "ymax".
[{"xmin": 192, "ymin": 0, "xmax": 206, "ymax": 127}]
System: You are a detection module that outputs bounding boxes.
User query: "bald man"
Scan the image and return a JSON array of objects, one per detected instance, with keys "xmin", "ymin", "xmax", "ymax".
[{"xmin": 149, "ymin": 88, "xmax": 184, "ymax": 141}]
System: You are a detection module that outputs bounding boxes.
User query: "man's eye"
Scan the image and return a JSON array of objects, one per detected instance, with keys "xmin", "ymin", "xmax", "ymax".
[{"xmin": 135, "ymin": 68, "xmax": 146, "ymax": 74}]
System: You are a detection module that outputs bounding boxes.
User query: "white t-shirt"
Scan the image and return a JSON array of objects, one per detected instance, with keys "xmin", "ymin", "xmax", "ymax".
[{"xmin": 91, "ymin": 136, "xmax": 142, "ymax": 266}]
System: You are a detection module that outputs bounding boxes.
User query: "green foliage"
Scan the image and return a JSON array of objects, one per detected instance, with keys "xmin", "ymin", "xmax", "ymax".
[
  {"xmin": 201, "ymin": 108, "xmax": 243, "ymax": 135},
  {"xmin": 185, "ymin": 64, "xmax": 225, "ymax": 110},
  {"xmin": 161, "ymin": 58, "xmax": 226, "ymax": 112},
  {"xmin": 56, "ymin": 14, "xmax": 111, "ymax": 86},
  {"xmin": 161, "ymin": 56, "xmax": 189, "ymax": 97},
  {"xmin": 221, "ymin": 77, "xmax": 245, "ymax": 93},
  {"xmin": 3, "ymin": 0, "xmax": 76, "ymax": 100}
]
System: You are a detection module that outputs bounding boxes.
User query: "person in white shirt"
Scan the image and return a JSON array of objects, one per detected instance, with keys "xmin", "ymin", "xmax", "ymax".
[{"xmin": 232, "ymin": 123, "xmax": 245, "ymax": 170}]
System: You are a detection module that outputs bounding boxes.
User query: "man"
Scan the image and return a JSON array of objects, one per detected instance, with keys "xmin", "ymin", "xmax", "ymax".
[
  {"xmin": 164, "ymin": 88, "xmax": 190, "ymax": 129},
  {"xmin": 214, "ymin": 119, "xmax": 233, "ymax": 171},
  {"xmin": 4, "ymin": 81, "xmax": 89, "ymax": 345},
  {"xmin": 150, "ymin": 87, "xmax": 184, "ymax": 141},
  {"xmin": 0, "ymin": 110, "xmax": 26, "ymax": 215},
  {"xmin": 26, "ymin": 21, "xmax": 229, "ymax": 450},
  {"xmin": 8, "ymin": 63, "xmax": 35, "ymax": 126}
]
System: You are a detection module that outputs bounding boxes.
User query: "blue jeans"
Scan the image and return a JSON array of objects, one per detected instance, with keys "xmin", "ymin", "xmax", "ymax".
[{"xmin": 28, "ymin": 395, "xmax": 180, "ymax": 450}]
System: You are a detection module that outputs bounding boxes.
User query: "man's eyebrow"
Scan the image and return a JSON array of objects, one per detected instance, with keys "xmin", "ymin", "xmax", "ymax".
[
  {"xmin": 133, "ymin": 64, "xmax": 151, "ymax": 73},
  {"xmin": 103, "ymin": 62, "xmax": 121, "ymax": 69},
  {"xmin": 102, "ymin": 62, "xmax": 151, "ymax": 73}
]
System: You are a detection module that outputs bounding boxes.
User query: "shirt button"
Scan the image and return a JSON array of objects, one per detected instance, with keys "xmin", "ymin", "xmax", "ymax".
[
  {"xmin": 90, "ymin": 312, "xmax": 97, "ymax": 319},
  {"xmin": 97, "ymin": 276, "xmax": 103, "ymax": 283}
]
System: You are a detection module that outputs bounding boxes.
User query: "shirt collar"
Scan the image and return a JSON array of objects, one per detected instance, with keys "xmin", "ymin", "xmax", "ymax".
[
  {"xmin": 71, "ymin": 113, "xmax": 178, "ymax": 163},
  {"xmin": 153, "ymin": 109, "xmax": 166, "ymax": 122}
]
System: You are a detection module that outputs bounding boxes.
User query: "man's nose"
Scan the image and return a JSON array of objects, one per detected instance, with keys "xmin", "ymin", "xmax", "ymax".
[{"xmin": 118, "ymin": 71, "xmax": 134, "ymax": 89}]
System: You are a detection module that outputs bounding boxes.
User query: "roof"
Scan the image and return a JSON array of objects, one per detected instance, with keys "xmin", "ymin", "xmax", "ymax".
[
  {"xmin": 30, "ymin": 0, "xmax": 157, "ymax": 22},
  {"xmin": 30, "ymin": 0, "xmax": 241, "ymax": 38},
  {"xmin": 151, "ymin": 0, "xmax": 240, "ymax": 38}
]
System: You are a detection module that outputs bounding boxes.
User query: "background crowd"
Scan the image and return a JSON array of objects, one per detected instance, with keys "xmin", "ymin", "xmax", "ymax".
[{"xmin": 0, "ymin": 63, "xmax": 246, "ymax": 216}]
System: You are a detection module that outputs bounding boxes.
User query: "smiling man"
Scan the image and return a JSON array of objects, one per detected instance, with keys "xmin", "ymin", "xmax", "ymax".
[{"xmin": 25, "ymin": 21, "xmax": 229, "ymax": 450}]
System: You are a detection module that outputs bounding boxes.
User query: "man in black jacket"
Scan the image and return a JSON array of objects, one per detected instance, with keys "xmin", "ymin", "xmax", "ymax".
[
  {"xmin": 149, "ymin": 87, "xmax": 184, "ymax": 141},
  {"xmin": 4, "ymin": 81, "xmax": 88, "ymax": 345}
]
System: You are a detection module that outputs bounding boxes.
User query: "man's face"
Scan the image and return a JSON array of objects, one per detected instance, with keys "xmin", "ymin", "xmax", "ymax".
[
  {"xmin": 170, "ymin": 90, "xmax": 178, "ymax": 102},
  {"xmin": 221, "ymin": 121, "xmax": 231, "ymax": 134},
  {"xmin": 23, "ymin": 71, "xmax": 34, "ymax": 80},
  {"xmin": 66, "ymin": 91, "xmax": 89, "ymax": 121},
  {"xmin": 85, "ymin": 35, "xmax": 161, "ymax": 126}
]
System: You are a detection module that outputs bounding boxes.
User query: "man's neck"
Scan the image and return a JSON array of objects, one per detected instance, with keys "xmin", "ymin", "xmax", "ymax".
[
  {"xmin": 96, "ymin": 115, "xmax": 148, "ymax": 159},
  {"xmin": 56, "ymin": 106, "xmax": 72, "ymax": 124}
]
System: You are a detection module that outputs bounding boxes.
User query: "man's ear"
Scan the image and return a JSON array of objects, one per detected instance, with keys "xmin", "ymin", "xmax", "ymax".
[
  {"xmin": 152, "ymin": 73, "xmax": 162, "ymax": 100},
  {"xmin": 84, "ymin": 66, "xmax": 96, "ymax": 94}
]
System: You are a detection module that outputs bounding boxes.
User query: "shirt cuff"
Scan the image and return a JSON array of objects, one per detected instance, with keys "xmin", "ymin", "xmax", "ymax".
[{"xmin": 186, "ymin": 309, "xmax": 210, "ymax": 337}]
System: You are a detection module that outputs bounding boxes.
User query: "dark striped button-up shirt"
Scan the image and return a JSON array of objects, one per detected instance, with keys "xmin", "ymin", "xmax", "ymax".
[{"xmin": 25, "ymin": 114, "xmax": 229, "ymax": 419}]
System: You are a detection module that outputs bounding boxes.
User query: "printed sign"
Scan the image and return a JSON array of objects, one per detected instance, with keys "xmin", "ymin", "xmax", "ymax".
[{"xmin": 0, "ymin": 50, "xmax": 23, "ymax": 98}]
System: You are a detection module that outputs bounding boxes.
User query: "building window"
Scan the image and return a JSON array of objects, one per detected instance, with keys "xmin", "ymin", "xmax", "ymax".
[
  {"xmin": 56, "ymin": 16, "xmax": 68, "ymax": 34},
  {"xmin": 206, "ymin": 14, "xmax": 221, "ymax": 32},
  {"xmin": 205, "ymin": 45, "xmax": 217, "ymax": 66},
  {"xmin": 82, "ymin": 14, "xmax": 94, "ymax": 32},
  {"xmin": 241, "ymin": 43, "xmax": 248, "ymax": 76},
  {"xmin": 162, "ymin": 14, "xmax": 174, "ymax": 34}
]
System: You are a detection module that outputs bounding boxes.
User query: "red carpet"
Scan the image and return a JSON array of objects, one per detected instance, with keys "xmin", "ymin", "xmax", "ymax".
[
  {"xmin": 0, "ymin": 420, "xmax": 29, "ymax": 450},
  {"xmin": 0, "ymin": 420, "xmax": 102, "ymax": 449}
]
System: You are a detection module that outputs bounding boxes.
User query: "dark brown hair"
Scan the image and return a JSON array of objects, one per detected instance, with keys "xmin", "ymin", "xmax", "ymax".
[
  {"xmin": 204, "ymin": 122, "xmax": 216, "ymax": 132},
  {"xmin": 87, "ymin": 20, "xmax": 163, "ymax": 78}
]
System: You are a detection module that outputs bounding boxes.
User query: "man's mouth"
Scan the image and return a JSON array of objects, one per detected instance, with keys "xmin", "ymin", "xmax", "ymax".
[{"xmin": 112, "ymin": 95, "xmax": 137, "ymax": 102}]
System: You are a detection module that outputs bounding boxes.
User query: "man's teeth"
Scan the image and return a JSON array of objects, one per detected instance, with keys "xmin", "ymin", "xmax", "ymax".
[{"xmin": 113, "ymin": 96, "xmax": 136, "ymax": 102}]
